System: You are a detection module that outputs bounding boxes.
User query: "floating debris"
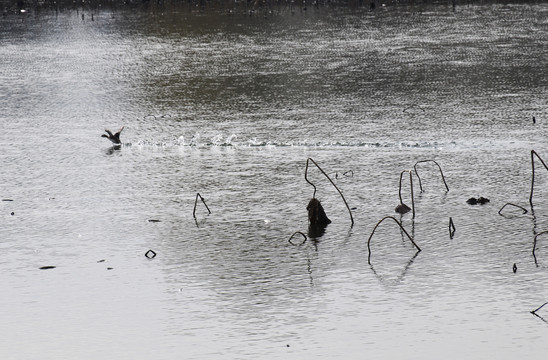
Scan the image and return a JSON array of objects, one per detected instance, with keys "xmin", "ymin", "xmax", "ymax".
[
  {"xmin": 39, "ymin": 266, "xmax": 56, "ymax": 270},
  {"xmin": 2, "ymin": 199, "xmax": 13, "ymax": 202},
  {"xmin": 145, "ymin": 250, "xmax": 157, "ymax": 259},
  {"xmin": 513, "ymin": 263, "xmax": 517, "ymax": 273},
  {"xmin": 148, "ymin": 219, "xmax": 161, "ymax": 223},
  {"xmin": 466, "ymin": 197, "xmax": 490, "ymax": 205}
]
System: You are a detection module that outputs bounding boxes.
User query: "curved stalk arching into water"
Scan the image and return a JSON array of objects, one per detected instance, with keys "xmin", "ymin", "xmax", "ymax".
[
  {"xmin": 367, "ymin": 216, "xmax": 421, "ymax": 264},
  {"xmin": 413, "ymin": 159, "xmax": 449, "ymax": 193},
  {"xmin": 529, "ymin": 150, "xmax": 548, "ymax": 208},
  {"xmin": 304, "ymin": 158, "xmax": 354, "ymax": 227}
]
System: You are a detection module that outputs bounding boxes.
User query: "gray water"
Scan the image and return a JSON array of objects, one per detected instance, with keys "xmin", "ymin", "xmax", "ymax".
[{"xmin": 1, "ymin": 2, "xmax": 548, "ymax": 359}]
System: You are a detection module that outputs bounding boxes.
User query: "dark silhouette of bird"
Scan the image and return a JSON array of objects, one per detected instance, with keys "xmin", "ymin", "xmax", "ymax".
[{"xmin": 102, "ymin": 127, "xmax": 124, "ymax": 144}]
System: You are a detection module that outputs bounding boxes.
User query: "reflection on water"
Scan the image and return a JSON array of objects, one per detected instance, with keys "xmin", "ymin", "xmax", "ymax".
[{"xmin": 1, "ymin": 2, "xmax": 548, "ymax": 359}]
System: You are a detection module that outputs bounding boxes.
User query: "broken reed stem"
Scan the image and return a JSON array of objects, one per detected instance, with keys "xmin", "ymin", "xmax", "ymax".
[
  {"xmin": 529, "ymin": 150, "xmax": 548, "ymax": 208},
  {"xmin": 288, "ymin": 231, "xmax": 307, "ymax": 246},
  {"xmin": 449, "ymin": 217, "xmax": 456, "ymax": 239},
  {"xmin": 193, "ymin": 192, "xmax": 211, "ymax": 219},
  {"xmin": 367, "ymin": 216, "xmax": 421, "ymax": 264},
  {"xmin": 413, "ymin": 159, "xmax": 449, "ymax": 193},
  {"xmin": 305, "ymin": 158, "xmax": 354, "ymax": 227},
  {"xmin": 532, "ymin": 230, "xmax": 548, "ymax": 258},
  {"xmin": 398, "ymin": 170, "xmax": 415, "ymax": 218},
  {"xmin": 498, "ymin": 203, "xmax": 528, "ymax": 215},
  {"xmin": 532, "ymin": 301, "xmax": 548, "ymax": 314}
]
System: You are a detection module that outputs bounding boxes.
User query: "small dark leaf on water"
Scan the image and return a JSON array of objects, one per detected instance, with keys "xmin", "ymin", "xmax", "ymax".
[
  {"xmin": 97, "ymin": 259, "xmax": 105, "ymax": 263},
  {"xmin": 39, "ymin": 266, "xmax": 56, "ymax": 270}
]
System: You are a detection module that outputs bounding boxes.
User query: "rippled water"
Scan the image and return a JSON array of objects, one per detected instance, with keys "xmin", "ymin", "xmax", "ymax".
[{"xmin": 2, "ymin": 2, "xmax": 548, "ymax": 359}]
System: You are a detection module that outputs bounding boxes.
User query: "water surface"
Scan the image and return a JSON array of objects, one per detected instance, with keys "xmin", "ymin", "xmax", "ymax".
[{"xmin": 1, "ymin": 3, "xmax": 548, "ymax": 359}]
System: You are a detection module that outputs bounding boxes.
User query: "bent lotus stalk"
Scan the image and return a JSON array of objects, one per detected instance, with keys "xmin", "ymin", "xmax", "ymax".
[
  {"xmin": 449, "ymin": 217, "xmax": 456, "ymax": 239},
  {"xmin": 304, "ymin": 158, "xmax": 354, "ymax": 226},
  {"xmin": 396, "ymin": 169, "xmax": 415, "ymax": 218},
  {"xmin": 413, "ymin": 159, "xmax": 449, "ymax": 193},
  {"xmin": 532, "ymin": 301, "xmax": 548, "ymax": 315},
  {"xmin": 498, "ymin": 203, "xmax": 528, "ymax": 215},
  {"xmin": 532, "ymin": 230, "xmax": 548, "ymax": 259},
  {"xmin": 529, "ymin": 150, "xmax": 548, "ymax": 208},
  {"xmin": 288, "ymin": 231, "xmax": 307, "ymax": 246},
  {"xmin": 193, "ymin": 192, "xmax": 212, "ymax": 219},
  {"xmin": 367, "ymin": 216, "xmax": 421, "ymax": 264}
]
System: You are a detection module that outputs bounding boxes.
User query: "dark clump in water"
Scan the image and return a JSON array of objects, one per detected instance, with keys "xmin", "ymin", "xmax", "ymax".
[
  {"xmin": 307, "ymin": 198, "xmax": 331, "ymax": 238},
  {"xmin": 307, "ymin": 198, "xmax": 331, "ymax": 227},
  {"xmin": 395, "ymin": 203, "xmax": 411, "ymax": 214},
  {"xmin": 467, "ymin": 197, "xmax": 490, "ymax": 205}
]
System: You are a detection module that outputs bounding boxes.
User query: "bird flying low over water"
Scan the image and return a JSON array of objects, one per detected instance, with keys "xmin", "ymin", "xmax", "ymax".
[{"xmin": 102, "ymin": 126, "xmax": 124, "ymax": 144}]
